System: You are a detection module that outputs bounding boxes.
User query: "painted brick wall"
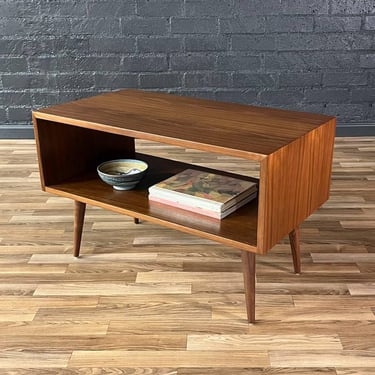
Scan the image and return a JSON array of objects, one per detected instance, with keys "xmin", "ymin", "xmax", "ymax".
[{"xmin": 1, "ymin": 0, "xmax": 374, "ymax": 132}]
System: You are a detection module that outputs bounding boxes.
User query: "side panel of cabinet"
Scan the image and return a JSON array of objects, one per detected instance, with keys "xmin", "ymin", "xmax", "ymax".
[
  {"xmin": 33, "ymin": 118, "xmax": 135, "ymax": 188},
  {"xmin": 257, "ymin": 118, "xmax": 336, "ymax": 254}
]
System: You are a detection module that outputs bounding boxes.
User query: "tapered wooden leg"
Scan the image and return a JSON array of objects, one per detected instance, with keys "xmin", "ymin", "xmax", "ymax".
[
  {"xmin": 289, "ymin": 226, "xmax": 301, "ymax": 274},
  {"xmin": 73, "ymin": 201, "xmax": 86, "ymax": 258},
  {"xmin": 241, "ymin": 251, "xmax": 256, "ymax": 324},
  {"xmin": 134, "ymin": 218, "xmax": 140, "ymax": 224}
]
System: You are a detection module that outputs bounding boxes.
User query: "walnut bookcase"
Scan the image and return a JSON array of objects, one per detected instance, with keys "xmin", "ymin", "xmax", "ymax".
[{"xmin": 33, "ymin": 89, "xmax": 336, "ymax": 323}]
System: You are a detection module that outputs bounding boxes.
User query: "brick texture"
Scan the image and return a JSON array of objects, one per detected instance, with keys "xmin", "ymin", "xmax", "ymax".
[{"xmin": 1, "ymin": 0, "xmax": 374, "ymax": 128}]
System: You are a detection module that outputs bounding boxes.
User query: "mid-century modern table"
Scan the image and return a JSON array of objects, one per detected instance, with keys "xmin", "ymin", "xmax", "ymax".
[{"xmin": 32, "ymin": 89, "xmax": 336, "ymax": 323}]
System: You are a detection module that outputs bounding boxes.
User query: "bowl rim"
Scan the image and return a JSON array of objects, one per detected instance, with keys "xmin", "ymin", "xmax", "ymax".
[{"xmin": 97, "ymin": 159, "xmax": 148, "ymax": 177}]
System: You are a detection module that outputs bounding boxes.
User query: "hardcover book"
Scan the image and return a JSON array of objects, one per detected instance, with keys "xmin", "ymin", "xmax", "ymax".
[
  {"xmin": 148, "ymin": 168, "xmax": 257, "ymax": 214},
  {"xmin": 149, "ymin": 191, "xmax": 257, "ymax": 219}
]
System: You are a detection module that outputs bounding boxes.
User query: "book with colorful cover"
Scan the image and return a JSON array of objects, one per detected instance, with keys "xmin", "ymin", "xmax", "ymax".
[{"xmin": 148, "ymin": 168, "xmax": 257, "ymax": 212}]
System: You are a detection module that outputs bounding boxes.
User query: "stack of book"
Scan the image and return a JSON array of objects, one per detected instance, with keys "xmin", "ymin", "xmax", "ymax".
[{"xmin": 148, "ymin": 168, "xmax": 258, "ymax": 219}]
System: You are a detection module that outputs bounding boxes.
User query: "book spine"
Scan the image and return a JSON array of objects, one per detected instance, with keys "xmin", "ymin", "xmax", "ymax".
[
  {"xmin": 149, "ymin": 195, "xmax": 222, "ymax": 219},
  {"xmin": 148, "ymin": 187, "xmax": 257, "ymax": 212},
  {"xmin": 149, "ymin": 191, "xmax": 258, "ymax": 220},
  {"xmin": 148, "ymin": 186, "xmax": 224, "ymax": 211}
]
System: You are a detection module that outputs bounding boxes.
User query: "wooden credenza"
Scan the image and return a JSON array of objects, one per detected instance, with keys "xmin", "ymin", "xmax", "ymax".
[{"xmin": 32, "ymin": 89, "xmax": 336, "ymax": 323}]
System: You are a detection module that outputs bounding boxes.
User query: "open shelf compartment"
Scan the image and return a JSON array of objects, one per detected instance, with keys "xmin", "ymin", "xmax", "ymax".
[{"xmin": 46, "ymin": 153, "xmax": 259, "ymax": 252}]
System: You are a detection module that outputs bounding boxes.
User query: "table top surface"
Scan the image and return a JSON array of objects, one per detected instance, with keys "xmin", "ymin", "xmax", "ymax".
[{"xmin": 33, "ymin": 89, "xmax": 334, "ymax": 159}]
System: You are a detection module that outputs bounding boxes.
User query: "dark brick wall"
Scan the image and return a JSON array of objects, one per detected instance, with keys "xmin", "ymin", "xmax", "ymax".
[{"xmin": 1, "ymin": 0, "xmax": 375, "ymax": 133}]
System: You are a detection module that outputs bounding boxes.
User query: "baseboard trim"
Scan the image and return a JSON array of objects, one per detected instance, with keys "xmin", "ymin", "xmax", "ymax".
[
  {"xmin": 0, "ymin": 123, "xmax": 374, "ymax": 139},
  {"xmin": 336, "ymin": 123, "xmax": 375, "ymax": 136},
  {"xmin": 0, "ymin": 126, "xmax": 34, "ymax": 139}
]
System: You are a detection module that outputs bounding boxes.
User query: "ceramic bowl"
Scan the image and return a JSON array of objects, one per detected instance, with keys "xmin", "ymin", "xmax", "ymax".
[{"xmin": 97, "ymin": 159, "xmax": 148, "ymax": 190}]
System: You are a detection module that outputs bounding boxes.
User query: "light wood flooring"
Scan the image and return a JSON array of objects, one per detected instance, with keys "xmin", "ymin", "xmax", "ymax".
[{"xmin": 0, "ymin": 137, "xmax": 374, "ymax": 374}]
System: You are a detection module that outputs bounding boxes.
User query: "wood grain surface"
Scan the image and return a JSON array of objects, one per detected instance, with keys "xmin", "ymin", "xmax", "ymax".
[
  {"xmin": 0, "ymin": 137, "xmax": 374, "ymax": 374},
  {"xmin": 33, "ymin": 89, "xmax": 334, "ymax": 159}
]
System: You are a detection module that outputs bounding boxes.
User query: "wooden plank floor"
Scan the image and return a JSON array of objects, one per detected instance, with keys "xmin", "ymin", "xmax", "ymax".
[{"xmin": 0, "ymin": 137, "xmax": 374, "ymax": 374}]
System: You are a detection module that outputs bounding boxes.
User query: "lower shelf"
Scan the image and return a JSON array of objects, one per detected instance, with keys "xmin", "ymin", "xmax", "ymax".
[{"xmin": 45, "ymin": 153, "xmax": 259, "ymax": 252}]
